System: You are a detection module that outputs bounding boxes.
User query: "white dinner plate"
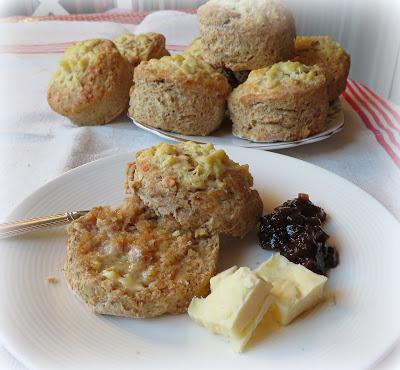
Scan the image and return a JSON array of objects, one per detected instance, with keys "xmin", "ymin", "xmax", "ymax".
[
  {"xmin": 130, "ymin": 99, "xmax": 344, "ymax": 150},
  {"xmin": 1, "ymin": 147, "xmax": 399, "ymax": 370}
]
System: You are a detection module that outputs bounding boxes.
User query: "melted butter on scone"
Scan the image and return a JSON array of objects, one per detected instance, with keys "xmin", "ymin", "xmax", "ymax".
[
  {"xmin": 136, "ymin": 142, "xmax": 250, "ymax": 191},
  {"xmin": 248, "ymin": 61, "xmax": 325, "ymax": 89},
  {"xmin": 81, "ymin": 213, "xmax": 192, "ymax": 292}
]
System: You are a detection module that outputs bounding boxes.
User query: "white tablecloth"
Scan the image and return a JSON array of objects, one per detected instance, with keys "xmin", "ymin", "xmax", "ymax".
[{"xmin": 0, "ymin": 10, "xmax": 399, "ymax": 370}]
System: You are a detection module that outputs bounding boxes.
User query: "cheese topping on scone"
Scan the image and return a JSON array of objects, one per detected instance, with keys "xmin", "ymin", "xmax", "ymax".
[
  {"xmin": 247, "ymin": 61, "xmax": 325, "ymax": 89},
  {"xmin": 294, "ymin": 35, "xmax": 350, "ymax": 101},
  {"xmin": 51, "ymin": 39, "xmax": 119, "ymax": 86},
  {"xmin": 114, "ymin": 32, "xmax": 169, "ymax": 66},
  {"xmin": 185, "ymin": 37, "xmax": 205, "ymax": 59},
  {"xmin": 136, "ymin": 142, "xmax": 250, "ymax": 191},
  {"xmin": 295, "ymin": 36, "xmax": 348, "ymax": 64},
  {"xmin": 146, "ymin": 54, "xmax": 216, "ymax": 76}
]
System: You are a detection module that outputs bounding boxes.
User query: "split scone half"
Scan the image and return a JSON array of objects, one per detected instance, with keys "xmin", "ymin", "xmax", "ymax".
[
  {"xmin": 294, "ymin": 35, "xmax": 351, "ymax": 102},
  {"xmin": 125, "ymin": 142, "xmax": 263, "ymax": 238},
  {"xmin": 128, "ymin": 54, "xmax": 231, "ymax": 136},
  {"xmin": 228, "ymin": 61, "xmax": 329, "ymax": 142},
  {"xmin": 113, "ymin": 32, "xmax": 170, "ymax": 68},
  {"xmin": 47, "ymin": 39, "xmax": 132, "ymax": 125},
  {"xmin": 65, "ymin": 194, "xmax": 219, "ymax": 318}
]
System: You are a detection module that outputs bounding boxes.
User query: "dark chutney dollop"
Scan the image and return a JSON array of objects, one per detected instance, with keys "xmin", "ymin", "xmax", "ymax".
[{"xmin": 258, "ymin": 193, "xmax": 339, "ymax": 275}]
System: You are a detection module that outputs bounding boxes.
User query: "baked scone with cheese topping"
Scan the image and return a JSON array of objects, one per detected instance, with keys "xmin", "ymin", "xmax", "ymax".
[
  {"xmin": 294, "ymin": 36, "xmax": 351, "ymax": 102},
  {"xmin": 47, "ymin": 39, "xmax": 132, "ymax": 125},
  {"xmin": 114, "ymin": 32, "xmax": 170, "ymax": 68},
  {"xmin": 129, "ymin": 54, "xmax": 231, "ymax": 136},
  {"xmin": 125, "ymin": 142, "xmax": 263, "ymax": 238},
  {"xmin": 65, "ymin": 194, "xmax": 219, "ymax": 318},
  {"xmin": 185, "ymin": 37, "xmax": 249, "ymax": 88},
  {"xmin": 228, "ymin": 61, "xmax": 328, "ymax": 142},
  {"xmin": 197, "ymin": 0, "xmax": 296, "ymax": 71}
]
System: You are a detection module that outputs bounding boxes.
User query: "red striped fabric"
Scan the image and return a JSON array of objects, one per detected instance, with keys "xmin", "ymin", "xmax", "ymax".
[
  {"xmin": 346, "ymin": 81, "xmax": 400, "ymax": 149},
  {"xmin": 361, "ymin": 83, "xmax": 400, "ymax": 126},
  {"xmin": 351, "ymin": 80, "xmax": 400, "ymax": 134},
  {"xmin": 342, "ymin": 80, "xmax": 400, "ymax": 168},
  {"xmin": 4, "ymin": 9, "xmax": 196, "ymax": 24},
  {"xmin": 0, "ymin": 42, "xmax": 186, "ymax": 53}
]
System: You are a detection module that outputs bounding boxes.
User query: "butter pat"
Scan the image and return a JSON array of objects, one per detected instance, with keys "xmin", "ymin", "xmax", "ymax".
[
  {"xmin": 188, "ymin": 267, "xmax": 273, "ymax": 352},
  {"xmin": 255, "ymin": 255, "xmax": 327, "ymax": 326}
]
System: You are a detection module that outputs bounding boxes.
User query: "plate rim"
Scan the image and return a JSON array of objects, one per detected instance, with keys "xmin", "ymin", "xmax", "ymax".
[{"xmin": 1, "ymin": 147, "xmax": 400, "ymax": 370}]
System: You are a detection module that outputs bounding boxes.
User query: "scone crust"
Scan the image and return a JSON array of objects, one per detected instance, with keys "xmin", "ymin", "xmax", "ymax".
[
  {"xmin": 47, "ymin": 39, "xmax": 133, "ymax": 125},
  {"xmin": 129, "ymin": 54, "xmax": 230, "ymax": 136},
  {"xmin": 125, "ymin": 142, "xmax": 263, "ymax": 238},
  {"xmin": 198, "ymin": 0, "xmax": 296, "ymax": 71},
  {"xmin": 185, "ymin": 37, "xmax": 249, "ymax": 88},
  {"xmin": 132, "ymin": 54, "xmax": 230, "ymax": 94},
  {"xmin": 64, "ymin": 195, "xmax": 219, "ymax": 318},
  {"xmin": 114, "ymin": 32, "xmax": 170, "ymax": 67},
  {"xmin": 228, "ymin": 61, "xmax": 329, "ymax": 142},
  {"xmin": 294, "ymin": 36, "xmax": 351, "ymax": 101}
]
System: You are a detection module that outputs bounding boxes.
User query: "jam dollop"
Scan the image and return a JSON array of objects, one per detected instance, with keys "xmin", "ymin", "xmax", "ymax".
[{"xmin": 258, "ymin": 193, "xmax": 339, "ymax": 275}]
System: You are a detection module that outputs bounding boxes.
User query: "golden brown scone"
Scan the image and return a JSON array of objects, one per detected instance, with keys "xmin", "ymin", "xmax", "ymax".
[
  {"xmin": 114, "ymin": 32, "xmax": 170, "ymax": 67},
  {"xmin": 65, "ymin": 194, "xmax": 219, "ymax": 318},
  {"xmin": 47, "ymin": 39, "xmax": 132, "ymax": 125},
  {"xmin": 125, "ymin": 142, "xmax": 263, "ymax": 238},
  {"xmin": 197, "ymin": 0, "xmax": 296, "ymax": 71},
  {"xmin": 185, "ymin": 37, "xmax": 249, "ymax": 88},
  {"xmin": 228, "ymin": 61, "xmax": 329, "ymax": 142},
  {"xmin": 294, "ymin": 36, "xmax": 351, "ymax": 101},
  {"xmin": 129, "ymin": 54, "xmax": 231, "ymax": 136}
]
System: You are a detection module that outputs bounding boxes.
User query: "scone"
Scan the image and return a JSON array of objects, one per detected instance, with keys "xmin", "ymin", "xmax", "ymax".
[
  {"xmin": 114, "ymin": 32, "xmax": 170, "ymax": 67},
  {"xmin": 197, "ymin": 0, "xmax": 296, "ymax": 71},
  {"xmin": 129, "ymin": 54, "xmax": 231, "ymax": 136},
  {"xmin": 228, "ymin": 61, "xmax": 328, "ymax": 142},
  {"xmin": 294, "ymin": 36, "xmax": 351, "ymax": 102},
  {"xmin": 185, "ymin": 37, "xmax": 249, "ymax": 88},
  {"xmin": 47, "ymin": 39, "xmax": 132, "ymax": 125},
  {"xmin": 65, "ymin": 194, "xmax": 219, "ymax": 318},
  {"xmin": 125, "ymin": 142, "xmax": 263, "ymax": 238}
]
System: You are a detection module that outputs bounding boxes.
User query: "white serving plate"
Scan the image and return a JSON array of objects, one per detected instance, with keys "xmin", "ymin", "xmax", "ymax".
[{"xmin": 0, "ymin": 146, "xmax": 399, "ymax": 370}]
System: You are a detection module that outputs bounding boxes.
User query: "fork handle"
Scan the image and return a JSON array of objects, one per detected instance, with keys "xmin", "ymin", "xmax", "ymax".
[{"xmin": 0, "ymin": 211, "xmax": 88, "ymax": 239}]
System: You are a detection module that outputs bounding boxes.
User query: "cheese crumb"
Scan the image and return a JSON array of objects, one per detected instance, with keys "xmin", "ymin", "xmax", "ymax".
[{"xmin": 46, "ymin": 276, "xmax": 58, "ymax": 284}]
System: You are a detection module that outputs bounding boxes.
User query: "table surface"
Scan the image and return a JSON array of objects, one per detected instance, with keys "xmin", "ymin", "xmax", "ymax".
[{"xmin": 0, "ymin": 10, "xmax": 399, "ymax": 370}]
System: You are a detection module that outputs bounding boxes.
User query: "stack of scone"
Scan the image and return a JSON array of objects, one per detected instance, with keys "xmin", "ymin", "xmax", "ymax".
[
  {"xmin": 47, "ymin": 0, "xmax": 350, "ymax": 141},
  {"xmin": 65, "ymin": 142, "xmax": 263, "ymax": 318},
  {"xmin": 129, "ymin": 0, "xmax": 350, "ymax": 142}
]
